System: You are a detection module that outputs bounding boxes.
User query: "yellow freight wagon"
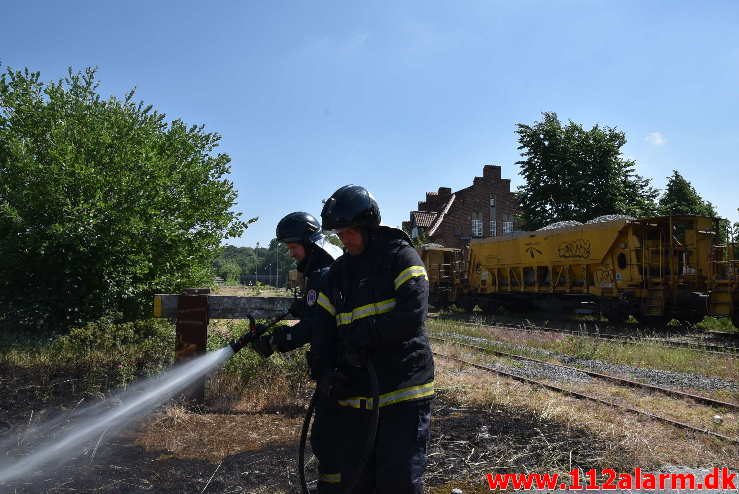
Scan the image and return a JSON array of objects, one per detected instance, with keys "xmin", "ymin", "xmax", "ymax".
[
  {"xmin": 458, "ymin": 215, "xmax": 737, "ymax": 323},
  {"xmin": 417, "ymin": 244, "xmax": 464, "ymax": 308}
]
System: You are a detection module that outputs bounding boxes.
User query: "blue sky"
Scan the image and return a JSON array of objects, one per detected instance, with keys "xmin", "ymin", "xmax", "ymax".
[{"xmin": 3, "ymin": 1, "xmax": 738, "ymax": 246}]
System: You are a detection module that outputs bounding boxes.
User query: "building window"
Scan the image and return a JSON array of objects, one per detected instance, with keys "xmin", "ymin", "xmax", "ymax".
[
  {"xmin": 490, "ymin": 220, "xmax": 497, "ymax": 237},
  {"xmin": 471, "ymin": 212, "xmax": 482, "ymax": 238},
  {"xmin": 503, "ymin": 220, "xmax": 514, "ymax": 234},
  {"xmin": 489, "ymin": 193, "xmax": 496, "ymax": 207}
]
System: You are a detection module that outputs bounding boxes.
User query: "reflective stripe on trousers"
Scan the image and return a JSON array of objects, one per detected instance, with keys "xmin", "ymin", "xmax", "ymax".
[{"xmin": 336, "ymin": 381, "xmax": 434, "ymax": 410}]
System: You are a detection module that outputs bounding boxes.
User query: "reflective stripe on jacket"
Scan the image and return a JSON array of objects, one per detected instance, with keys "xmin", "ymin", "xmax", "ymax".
[{"xmin": 316, "ymin": 226, "xmax": 435, "ymax": 407}]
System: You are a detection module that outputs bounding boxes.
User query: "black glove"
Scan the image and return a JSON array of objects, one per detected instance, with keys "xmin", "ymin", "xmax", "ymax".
[
  {"xmin": 250, "ymin": 333, "xmax": 273, "ymax": 357},
  {"xmin": 289, "ymin": 298, "xmax": 307, "ymax": 319},
  {"xmin": 317, "ymin": 370, "xmax": 351, "ymax": 400},
  {"xmin": 269, "ymin": 326, "xmax": 293, "ymax": 352}
]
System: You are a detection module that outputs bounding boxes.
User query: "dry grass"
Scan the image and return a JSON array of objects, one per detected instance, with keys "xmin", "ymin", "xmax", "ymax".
[
  {"xmin": 213, "ymin": 285, "xmax": 292, "ymax": 298},
  {"xmin": 432, "ymin": 341, "xmax": 739, "ymax": 470},
  {"xmin": 441, "ymin": 341, "xmax": 738, "ymax": 440},
  {"xmin": 3, "ymin": 316, "xmax": 736, "ymax": 493},
  {"xmin": 136, "ymin": 405, "xmax": 303, "ymax": 462}
]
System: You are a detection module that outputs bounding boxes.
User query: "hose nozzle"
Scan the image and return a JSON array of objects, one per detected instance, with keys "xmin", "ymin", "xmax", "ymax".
[
  {"xmin": 228, "ymin": 315, "xmax": 257, "ymax": 354},
  {"xmin": 227, "ymin": 311, "xmax": 291, "ymax": 354}
]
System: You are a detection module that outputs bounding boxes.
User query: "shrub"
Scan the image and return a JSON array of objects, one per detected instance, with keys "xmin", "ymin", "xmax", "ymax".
[
  {"xmin": 695, "ymin": 316, "xmax": 738, "ymax": 333},
  {"xmin": 0, "ymin": 67, "xmax": 250, "ymax": 332}
]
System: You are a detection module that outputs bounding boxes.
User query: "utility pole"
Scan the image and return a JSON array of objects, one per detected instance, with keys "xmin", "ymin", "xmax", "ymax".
[
  {"xmin": 255, "ymin": 242, "xmax": 260, "ymax": 284},
  {"xmin": 276, "ymin": 244, "xmax": 280, "ymax": 288}
]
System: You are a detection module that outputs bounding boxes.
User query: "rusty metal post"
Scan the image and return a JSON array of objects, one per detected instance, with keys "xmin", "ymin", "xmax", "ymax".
[{"xmin": 176, "ymin": 288, "xmax": 210, "ymax": 404}]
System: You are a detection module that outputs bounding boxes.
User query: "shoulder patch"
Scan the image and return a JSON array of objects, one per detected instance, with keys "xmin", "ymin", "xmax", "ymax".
[{"xmin": 306, "ymin": 289, "xmax": 318, "ymax": 306}]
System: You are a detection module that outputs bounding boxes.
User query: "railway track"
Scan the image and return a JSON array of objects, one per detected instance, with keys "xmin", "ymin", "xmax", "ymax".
[
  {"xmin": 432, "ymin": 315, "xmax": 739, "ymax": 357},
  {"xmin": 432, "ymin": 341, "xmax": 739, "ymax": 444},
  {"xmin": 429, "ymin": 334, "xmax": 739, "ymax": 411}
]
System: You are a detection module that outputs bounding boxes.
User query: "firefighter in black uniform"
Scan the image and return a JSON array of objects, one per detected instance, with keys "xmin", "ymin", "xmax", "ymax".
[
  {"xmin": 250, "ymin": 212, "xmax": 343, "ymax": 489},
  {"xmin": 313, "ymin": 185, "xmax": 435, "ymax": 494},
  {"xmin": 251, "ymin": 211, "xmax": 342, "ymax": 359}
]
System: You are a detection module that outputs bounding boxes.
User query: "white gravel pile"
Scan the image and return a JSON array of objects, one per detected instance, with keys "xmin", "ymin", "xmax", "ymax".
[
  {"xmin": 537, "ymin": 220, "xmax": 583, "ymax": 231},
  {"xmin": 586, "ymin": 214, "xmax": 635, "ymax": 224}
]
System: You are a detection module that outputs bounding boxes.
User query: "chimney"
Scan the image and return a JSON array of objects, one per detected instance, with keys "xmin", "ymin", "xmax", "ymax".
[
  {"xmin": 438, "ymin": 187, "xmax": 452, "ymax": 196},
  {"xmin": 483, "ymin": 164, "xmax": 501, "ymax": 180}
]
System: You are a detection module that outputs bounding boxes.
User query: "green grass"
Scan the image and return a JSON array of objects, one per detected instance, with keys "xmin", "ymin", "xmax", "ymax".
[
  {"xmin": 428, "ymin": 319, "xmax": 738, "ymax": 381},
  {"xmin": 0, "ymin": 317, "xmax": 307, "ymax": 404},
  {"xmin": 695, "ymin": 316, "xmax": 739, "ymax": 333}
]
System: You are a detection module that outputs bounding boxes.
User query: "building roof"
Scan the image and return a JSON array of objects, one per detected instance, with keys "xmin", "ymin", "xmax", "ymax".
[
  {"xmin": 428, "ymin": 194, "xmax": 456, "ymax": 236},
  {"xmin": 411, "ymin": 211, "xmax": 438, "ymax": 228}
]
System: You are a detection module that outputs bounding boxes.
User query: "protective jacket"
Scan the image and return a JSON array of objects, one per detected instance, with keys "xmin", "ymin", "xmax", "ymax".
[
  {"xmin": 273, "ymin": 247, "xmax": 337, "ymax": 378},
  {"xmin": 316, "ymin": 226, "xmax": 435, "ymax": 409}
]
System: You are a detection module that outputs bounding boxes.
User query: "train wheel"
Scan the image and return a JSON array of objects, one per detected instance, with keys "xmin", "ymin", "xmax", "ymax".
[
  {"xmin": 601, "ymin": 303, "xmax": 627, "ymax": 324},
  {"xmin": 460, "ymin": 297, "xmax": 475, "ymax": 313}
]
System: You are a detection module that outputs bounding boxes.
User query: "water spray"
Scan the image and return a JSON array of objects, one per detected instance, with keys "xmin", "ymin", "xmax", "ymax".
[
  {"xmin": 0, "ymin": 311, "xmax": 289, "ymax": 486},
  {"xmin": 0, "ymin": 348, "xmax": 232, "ymax": 484}
]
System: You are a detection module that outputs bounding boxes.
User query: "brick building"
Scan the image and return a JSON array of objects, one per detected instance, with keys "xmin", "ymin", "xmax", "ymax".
[{"xmin": 402, "ymin": 164, "xmax": 518, "ymax": 249}]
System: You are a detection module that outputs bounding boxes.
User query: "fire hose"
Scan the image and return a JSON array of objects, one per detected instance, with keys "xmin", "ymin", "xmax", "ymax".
[
  {"xmin": 229, "ymin": 314, "xmax": 380, "ymax": 494},
  {"xmin": 298, "ymin": 360, "xmax": 379, "ymax": 494}
]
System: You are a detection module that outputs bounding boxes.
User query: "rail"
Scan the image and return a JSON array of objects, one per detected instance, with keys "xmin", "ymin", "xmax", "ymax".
[
  {"xmin": 431, "ymin": 315, "xmax": 739, "ymax": 357},
  {"xmin": 433, "ymin": 349, "xmax": 739, "ymax": 444},
  {"xmin": 429, "ymin": 334, "xmax": 738, "ymax": 411}
]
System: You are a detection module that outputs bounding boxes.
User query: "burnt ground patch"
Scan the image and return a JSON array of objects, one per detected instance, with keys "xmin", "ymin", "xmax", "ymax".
[
  {"xmin": 425, "ymin": 390, "xmax": 638, "ymax": 492},
  {"xmin": 2, "ymin": 435, "xmax": 302, "ymax": 493},
  {"xmin": 1, "ymin": 391, "xmax": 637, "ymax": 493}
]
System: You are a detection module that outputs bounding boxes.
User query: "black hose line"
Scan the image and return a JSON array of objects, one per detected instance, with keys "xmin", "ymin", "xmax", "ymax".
[
  {"xmin": 298, "ymin": 384, "xmax": 318, "ymax": 494},
  {"xmin": 298, "ymin": 359, "xmax": 380, "ymax": 494},
  {"xmin": 343, "ymin": 360, "xmax": 380, "ymax": 494}
]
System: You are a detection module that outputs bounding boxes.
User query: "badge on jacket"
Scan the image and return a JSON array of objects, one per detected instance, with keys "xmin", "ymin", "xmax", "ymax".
[{"xmin": 306, "ymin": 289, "xmax": 317, "ymax": 306}]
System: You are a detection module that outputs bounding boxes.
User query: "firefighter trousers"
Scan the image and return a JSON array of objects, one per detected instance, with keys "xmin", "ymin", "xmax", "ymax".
[{"xmin": 313, "ymin": 399, "xmax": 431, "ymax": 494}]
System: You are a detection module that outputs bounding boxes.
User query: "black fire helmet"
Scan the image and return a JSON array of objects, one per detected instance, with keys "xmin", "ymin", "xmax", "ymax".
[
  {"xmin": 276, "ymin": 212, "xmax": 343, "ymax": 260},
  {"xmin": 320, "ymin": 185, "xmax": 381, "ymax": 231},
  {"xmin": 276, "ymin": 212, "xmax": 321, "ymax": 244}
]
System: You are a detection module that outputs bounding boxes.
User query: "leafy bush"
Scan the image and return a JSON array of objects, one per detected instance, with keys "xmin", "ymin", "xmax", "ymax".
[
  {"xmin": 0, "ymin": 67, "xmax": 250, "ymax": 332},
  {"xmin": 0, "ymin": 318, "xmax": 176, "ymax": 399}
]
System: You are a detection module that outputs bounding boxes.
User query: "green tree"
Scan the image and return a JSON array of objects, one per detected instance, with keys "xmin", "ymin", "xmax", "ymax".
[
  {"xmin": 657, "ymin": 170, "xmax": 717, "ymax": 216},
  {"xmin": 214, "ymin": 240, "xmax": 296, "ymax": 287},
  {"xmin": 325, "ymin": 232, "xmax": 344, "ymax": 250},
  {"xmin": 258, "ymin": 239, "xmax": 295, "ymax": 287},
  {"xmin": 215, "ymin": 259, "xmax": 241, "ymax": 284},
  {"xmin": 218, "ymin": 245, "xmax": 256, "ymax": 278},
  {"xmin": 0, "ymin": 67, "xmax": 249, "ymax": 331},
  {"xmin": 516, "ymin": 112, "xmax": 658, "ymax": 230}
]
